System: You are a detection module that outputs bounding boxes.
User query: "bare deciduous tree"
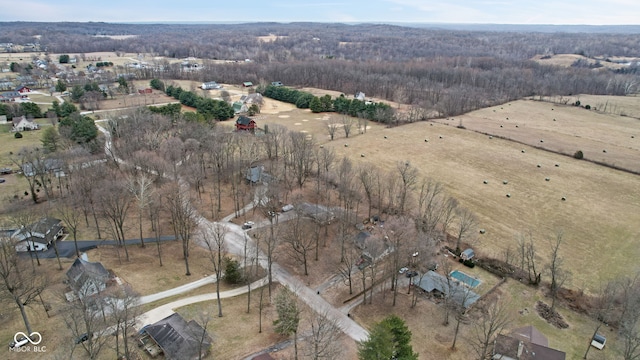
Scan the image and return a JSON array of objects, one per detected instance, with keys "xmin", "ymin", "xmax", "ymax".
[
  {"xmin": 283, "ymin": 211, "xmax": 316, "ymax": 276},
  {"xmin": 0, "ymin": 236, "xmax": 47, "ymax": 335},
  {"xmin": 201, "ymin": 223, "xmax": 227, "ymax": 317},
  {"xmin": 469, "ymin": 300, "xmax": 512, "ymax": 360},
  {"xmin": 546, "ymin": 231, "xmax": 571, "ymax": 311},
  {"xmin": 342, "ymin": 116, "xmax": 353, "ymax": 138},
  {"xmin": 454, "ymin": 207, "xmax": 477, "ymax": 252},
  {"xmin": 165, "ymin": 182, "xmax": 198, "ymax": 276},
  {"xmin": 303, "ymin": 311, "xmax": 343, "ymax": 360},
  {"xmin": 327, "ymin": 116, "xmax": 339, "ymax": 141}
]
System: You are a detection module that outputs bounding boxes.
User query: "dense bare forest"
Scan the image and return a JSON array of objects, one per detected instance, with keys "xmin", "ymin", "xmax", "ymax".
[{"xmin": 2, "ymin": 22, "xmax": 640, "ymax": 116}]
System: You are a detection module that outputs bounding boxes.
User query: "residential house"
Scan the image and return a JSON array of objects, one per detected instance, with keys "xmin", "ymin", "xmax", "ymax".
[
  {"xmin": 137, "ymin": 88, "xmax": 153, "ymax": 94},
  {"xmin": 493, "ymin": 325, "xmax": 566, "ymax": 360},
  {"xmin": 236, "ymin": 115, "xmax": 257, "ymax": 131},
  {"xmin": 12, "ymin": 116, "xmax": 40, "ymax": 131},
  {"xmin": 201, "ymin": 81, "xmax": 222, "ymax": 90},
  {"xmin": 66, "ymin": 256, "xmax": 110, "ymax": 299},
  {"xmin": 246, "ymin": 165, "xmax": 274, "ymax": 184},
  {"xmin": 0, "ymin": 91, "xmax": 26, "ymax": 102},
  {"xmin": 13, "ymin": 217, "xmax": 64, "ymax": 252},
  {"xmin": 233, "ymin": 101, "xmax": 249, "ymax": 114},
  {"xmin": 414, "ymin": 270, "xmax": 480, "ymax": 308},
  {"xmin": 15, "ymin": 85, "xmax": 31, "ymax": 93},
  {"xmin": 242, "ymin": 81, "xmax": 254, "ymax": 87},
  {"xmin": 298, "ymin": 202, "xmax": 336, "ymax": 225},
  {"xmin": 21, "ymin": 158, "xmax": 64, "ymax": 177},
  {"xmin": 240, "ymin": 93, "xmax": 263, "ymax": 105},
  {"xmin": 354, "ymin": 91, "xmax": 365, "ymax": 101},
  {"xmin": 142, "ymin": 313, "xmax": 212, "ymax": 360}
]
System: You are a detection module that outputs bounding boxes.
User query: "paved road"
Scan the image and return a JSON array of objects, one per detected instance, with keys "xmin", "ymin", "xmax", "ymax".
[
  {"xmin": 92, "ymin": 115, "xmax": 369, "ymax": 343},
  {"xmin": 21, "ymin": 236, "xmax": 175, "ymax": 259}
]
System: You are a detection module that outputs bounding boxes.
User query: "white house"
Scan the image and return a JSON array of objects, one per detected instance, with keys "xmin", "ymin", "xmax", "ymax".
[
  {"xmin": 12, "ymin": 116, "xmax": 40, "ymax": 131},
  {"xmin": 13, "ymin": 217, "xmax": 64, "ymax": 252}
]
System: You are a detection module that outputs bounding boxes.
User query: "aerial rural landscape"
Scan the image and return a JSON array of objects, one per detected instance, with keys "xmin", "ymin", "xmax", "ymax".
[{"xmin": 0, "ymin": 8, "xmax": 640, "ymax": 360}]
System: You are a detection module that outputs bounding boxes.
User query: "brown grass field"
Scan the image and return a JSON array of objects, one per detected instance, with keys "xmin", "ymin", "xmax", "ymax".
[{"xmin": 242, "ymin": 97, "xmax": 640, "ymax": 293}]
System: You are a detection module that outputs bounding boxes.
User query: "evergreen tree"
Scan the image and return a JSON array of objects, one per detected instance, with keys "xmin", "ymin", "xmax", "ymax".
[{"xmin": 358, "ymin": 315, "xmax": 418, "ymax": 360}]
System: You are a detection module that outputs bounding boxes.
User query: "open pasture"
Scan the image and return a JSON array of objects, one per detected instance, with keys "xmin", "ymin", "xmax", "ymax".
[
  {"xmin": 442, "ymin": 98, "xmax": 640, "ymax": 174},
  {"xmin": 250, "ymin": 102, "xmax": 640, "ymax": 291}
]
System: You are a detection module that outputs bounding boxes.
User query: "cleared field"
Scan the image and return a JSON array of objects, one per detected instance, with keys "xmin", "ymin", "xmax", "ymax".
[
  {"xmin": 442, "ymin": 99, "xmax": 640, "ymax": 173},
  {"xmin": 532, "ymin": 53, "xmax": 635, "ymax": 71},
  {"xmin": 262, "ymin": 103, "xmax": 639, "ymax": 291}
]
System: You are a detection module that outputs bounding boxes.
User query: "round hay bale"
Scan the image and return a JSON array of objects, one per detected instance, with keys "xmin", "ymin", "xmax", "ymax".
[
  {"xmin": 545, "ymin": 177, "xmax": 550, "ymax": 181},
  {"xmin": 561, "ymin": 196, "xmax": 566, "ymax": 201},
  {"xmin": 555, "ymin": 164, "xmax": 560, "ymax": 167},
  {"xmin": 515, "ymin": 125, "xmax": 519, "ymax": 128},
  {"xmin": 439, "ymin": 135, "xmax": 443, "ymax": 139},
  {"xmin": 632, "ymin": 135, "xmax": 635, "ymax": 138},
  {"xmin": 553, "ymin": 118, "xmax": 556, "ymax": 121},
  {"xmin": 540, "ymin": 139, "xmax": 544, "ymax": 143},
  {"xmin": 500, "ymin": 125, "xmax": 503, "ymax": 128},
  {"xmin": 361, "ymin": 154, "xmax": 365, "ymax": 157},
  {"xmin": 483, "ymin": 180, "xmax": 488, "ymax": 184},
  {"xmin": 506, "ymin": 117, "xmax": 509, "ymax": 120},
  {"xmin": 537, "ymin": 164, "xmax": 541, "ymax": 168},
  {"xmin": 503, "ymin": 180, "xmax": 508, "ymax": 185},
  {"xmin": 552, "ymin": 108, "xmax": 554, "ymax": 110},
  {"xmin": 521, "ymin": 149, "xmax": 526, "ymax": 153},
  {"xmin": 320, "ymin": 145, "xmax": 324, "ymax": 148},
  {"xmin": 424, "ymin": 139, "xmax": 428, "ymax": 142},
  {"xmin": 479, "ymin": 229, "xmax": 486, "ymax": 234},
  {"xmin": 489, "ymin": 136, "xmax": 493, "ymax": 139},
  {"xmin": 506, "ymin": 193, "xmax": 511, "ymax": 198},
  {"xmin": 344, "ymin": 144, "xmax": 349, "ymax": 147},
  {"xmin": 430, "ymin": 123, "xmax": 433, "ymax": 126},
  {"xmin": 384, "ymin": 136, "xmax": 387, "ymax": 139},
  {"xmin": 603, "ymin": 149, "xmax": 607, "ymax": 153}
]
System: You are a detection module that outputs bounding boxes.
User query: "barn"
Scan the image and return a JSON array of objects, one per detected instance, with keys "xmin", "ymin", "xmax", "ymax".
[{"xmin": 235, "ymin": 116, "xmax": 256, "ymax": 132}]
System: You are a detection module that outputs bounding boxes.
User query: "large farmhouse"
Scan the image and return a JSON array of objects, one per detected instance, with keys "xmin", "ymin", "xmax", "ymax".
[{"xmin": 235, "ymin": 115, "xmax": 257, "ymax": 131}]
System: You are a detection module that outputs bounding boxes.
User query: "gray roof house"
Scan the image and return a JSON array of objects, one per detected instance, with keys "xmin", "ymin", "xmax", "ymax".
[
  {"xmin": 143, "ymin": 313, "xmax": 212, "ymax": 360},
  {"xmin": 414, "ymin": 270, "xmax": 480, "ymax": 308},
  {"xmin": 66, "ymin": 257, "xmax": 110, "ymax": 299},
  {"xmin": 13, "ymin": 217, "xmax": 64, "ymax": 252},
  {"xmin": 493, "ymin": 327, "xmax": 566, "ymax": 360}
]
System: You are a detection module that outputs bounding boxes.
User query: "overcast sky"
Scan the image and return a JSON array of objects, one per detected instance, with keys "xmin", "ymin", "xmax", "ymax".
[{"xmin": 0, "ymin": 0, "xmax": 638, "ymax": 25}]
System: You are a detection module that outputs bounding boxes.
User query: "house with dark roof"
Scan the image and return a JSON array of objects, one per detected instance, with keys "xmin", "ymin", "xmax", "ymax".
[
  {"xmin": 142, "ymin": 313, "xmax": 212, "ymax": 360},
  {"xmin": 414, "ymin": 270, "xmax": 480, "ymax": 308},
  {"xmin": 66, "ymin": 257, "xmax": 110, "ymax": 299},
  {"xmin": 13, "ymin": 217, "xmax": 64, "ymax": 252},
  {"xmin": 0, "ymin": 91, "xmax": 25, "ymax": 102},
  {"xmin": 236, "ymin": 115, "xmax": 256, "ymax": 131},
  {"xmin": 493, "ymin": 325, "xmax": 566, "ymax": 360}
]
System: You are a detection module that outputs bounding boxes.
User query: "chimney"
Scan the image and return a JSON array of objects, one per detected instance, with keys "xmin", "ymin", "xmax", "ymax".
[{"xmin": 517, "ymin": 341, "xmax": 524, "ymax": 359}]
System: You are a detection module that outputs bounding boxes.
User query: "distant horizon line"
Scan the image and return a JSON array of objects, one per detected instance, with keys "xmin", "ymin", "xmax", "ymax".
[{"xmin": 0, "ymin": 20, "xmax": 639, "ymax": 26}]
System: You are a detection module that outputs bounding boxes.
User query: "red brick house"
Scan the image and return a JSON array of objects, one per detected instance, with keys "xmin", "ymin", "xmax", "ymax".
[{"xmin": 235, "ymin": 116, "xmax": 256, "ymax": 131}]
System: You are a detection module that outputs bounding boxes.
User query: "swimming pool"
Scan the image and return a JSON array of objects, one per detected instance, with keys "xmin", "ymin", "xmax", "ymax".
[{"xmin": 450, "ymin": 270, "xmax": 481, "ymax": 288}]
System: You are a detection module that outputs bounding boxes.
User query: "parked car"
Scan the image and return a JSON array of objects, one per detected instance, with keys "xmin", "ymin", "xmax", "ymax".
[
  {"xmin": 75, "ymin": 333, "xmax": 92, "ymax": 344},
  {"xmin": 0, "ymin": 168, "xmax": 12, "ymax": 174},
  {"xmin": 0, "ymin": 178, "xmax": 5, "ymax": 183},
  {"xmin": 281, "ymin": 204, "xmax": 294, "ymax": 212},
  {"xmin": 591, "ymin": 333, "xmax": 606, "ymax": 350},
  {"xmin": 9, "ymin": 335, "xmax": 29, "ymax": 349},
  {"xmin": 398, "ymin": 267, "xmax": 408, "ymax": 274},
  {"xmin": 242, "ymin": 221, "xmax": 255, "ymax": 230}
]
